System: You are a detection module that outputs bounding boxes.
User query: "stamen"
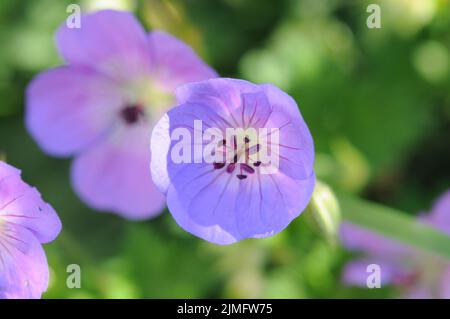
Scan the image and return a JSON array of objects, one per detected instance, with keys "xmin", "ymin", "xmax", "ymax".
[
  {"xmin": 213, "ymin": 162, "xmax": 226, "ymax": 169},
  {"xmin": 247, "ymin": 144, "xmax": 260, "ymax": 155},
  {"xmin": 241, "ymin": 164, "xmax": 255, "ymax": 174},
  {"xmin": 226, "ymin": 163, "xmax": 236, "ymax": 174},
  {"xmin": 236, "ymin": 174, "xmax": 247, "ymax": 180},
  {"xmin": 253, "ymin": 161, "xmax": 262, "ymax": 167}
]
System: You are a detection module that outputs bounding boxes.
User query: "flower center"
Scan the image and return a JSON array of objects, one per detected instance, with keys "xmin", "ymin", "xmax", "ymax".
[
  {"xmin": 120, "ymin": 104, "xmax": 145, "ymax": 125},
  {"xmin": 120, "ymin": 76, "xmax": 174, "ymax": 126},
  {"xmin": 212, "ymin": 135, "xmax": 261, "ymax": 180}
]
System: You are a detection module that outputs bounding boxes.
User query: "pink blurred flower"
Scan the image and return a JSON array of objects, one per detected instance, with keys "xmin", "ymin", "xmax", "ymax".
[
  {"xmin": 26, "ymin": 10, "xmax": 217, "ymax": 219},
  {"xmin": 341, "ymin": 190, "xmax": 450, "ymax": 298}
]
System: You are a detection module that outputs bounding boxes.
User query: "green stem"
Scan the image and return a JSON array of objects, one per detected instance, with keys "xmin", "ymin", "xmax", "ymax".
[{"xmin": 338, "ymin": 194, "xmax": 450, "ymax": 260}]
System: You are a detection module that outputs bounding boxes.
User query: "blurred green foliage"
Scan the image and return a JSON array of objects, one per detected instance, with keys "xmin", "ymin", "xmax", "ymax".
[{"xmin": 0, "ymin": 0, "xmax": 449, "ymax": 298}]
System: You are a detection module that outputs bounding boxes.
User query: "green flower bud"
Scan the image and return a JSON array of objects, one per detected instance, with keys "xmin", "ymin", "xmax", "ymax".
[{"xmin": 308, "ymin": 181, "xmax": 341, "ymax": 243}]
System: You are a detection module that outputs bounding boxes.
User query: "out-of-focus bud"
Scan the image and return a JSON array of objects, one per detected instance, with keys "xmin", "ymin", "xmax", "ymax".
[{"xmin": 307, "ymin": 181, "xmax": 341, "ymax": 243}]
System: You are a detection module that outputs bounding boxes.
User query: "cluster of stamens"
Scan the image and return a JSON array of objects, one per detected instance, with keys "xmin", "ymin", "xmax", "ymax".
[{"xmin": 213, "ymin": 135, "xmax": 261, "ymax": 180}]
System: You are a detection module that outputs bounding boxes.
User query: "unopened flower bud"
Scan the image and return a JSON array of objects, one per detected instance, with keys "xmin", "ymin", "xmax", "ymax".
[{"xmin": 308, "ymin": 181, "xmax": 341, "ymax": 242}]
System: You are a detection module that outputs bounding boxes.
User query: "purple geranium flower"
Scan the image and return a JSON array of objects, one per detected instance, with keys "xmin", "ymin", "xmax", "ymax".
[
  {"xmin": 150, "ymin": 78, "xmax": 315, "ymax": 244},
  {"xmin": 340, "ymin": 190, "xmax": 450, "ymax": 298},
  {"xmin": 0, "ymin": 161, "xmax": 61, "ymax": 299},
  {"xmin": 26, "ymin": 10, "xmax": 217, "ymax": 219}
]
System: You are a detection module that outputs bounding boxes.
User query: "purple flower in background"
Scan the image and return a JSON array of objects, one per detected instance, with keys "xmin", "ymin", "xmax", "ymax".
[
  {"xmin": 0, "ymin": 161, "xmax": 61, "ymax": 299},
  {"xmin": 26, "ymin": 10, "xmax": 217, "ymax": 219},
  {"xmin": 151, "ymin": 78, "xmax": 315, "ymax": 244},
  {"xmin": 340, "ymin": 190, "xmax": 450, "ymax": 298}
]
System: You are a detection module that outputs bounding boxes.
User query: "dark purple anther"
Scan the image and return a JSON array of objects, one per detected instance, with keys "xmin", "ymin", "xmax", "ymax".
[
  {"xmin": 226, "ymin": 163, "xmax": 236, "ymax": 174},
  {"xmin": 213, "ymin": 162, "xmax": 226, "ymax": 169},
  {"xmin": 241, "ymin": 164, "xmax": 255, "ymax": 174}
]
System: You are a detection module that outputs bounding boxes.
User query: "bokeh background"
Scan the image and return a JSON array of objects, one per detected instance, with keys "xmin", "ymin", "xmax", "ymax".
[{"xmin": 0, "ymin": 0, "xmax": 449, "ymax": 298}]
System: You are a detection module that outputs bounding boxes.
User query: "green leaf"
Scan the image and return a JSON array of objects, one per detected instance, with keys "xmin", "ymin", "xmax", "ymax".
[{"xmin": 338, "ymin": 194, "xmax": 450, "ymax": 260}]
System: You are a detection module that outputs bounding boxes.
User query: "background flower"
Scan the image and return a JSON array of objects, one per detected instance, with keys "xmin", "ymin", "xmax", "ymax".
[
  {"xmin": 340, "ymin": 190, "xmax": 450, "ymax": 298},
  {"xmin": 151, "ymin": 78, "xmax": 315, "ymax": 244},
  {"xmin": 0, "ymin": 161, "xmax": 61, "ymax": 299},
  {"xmin": 26, "ymin": 10, "xmax": 217, "ymax": 220}
]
